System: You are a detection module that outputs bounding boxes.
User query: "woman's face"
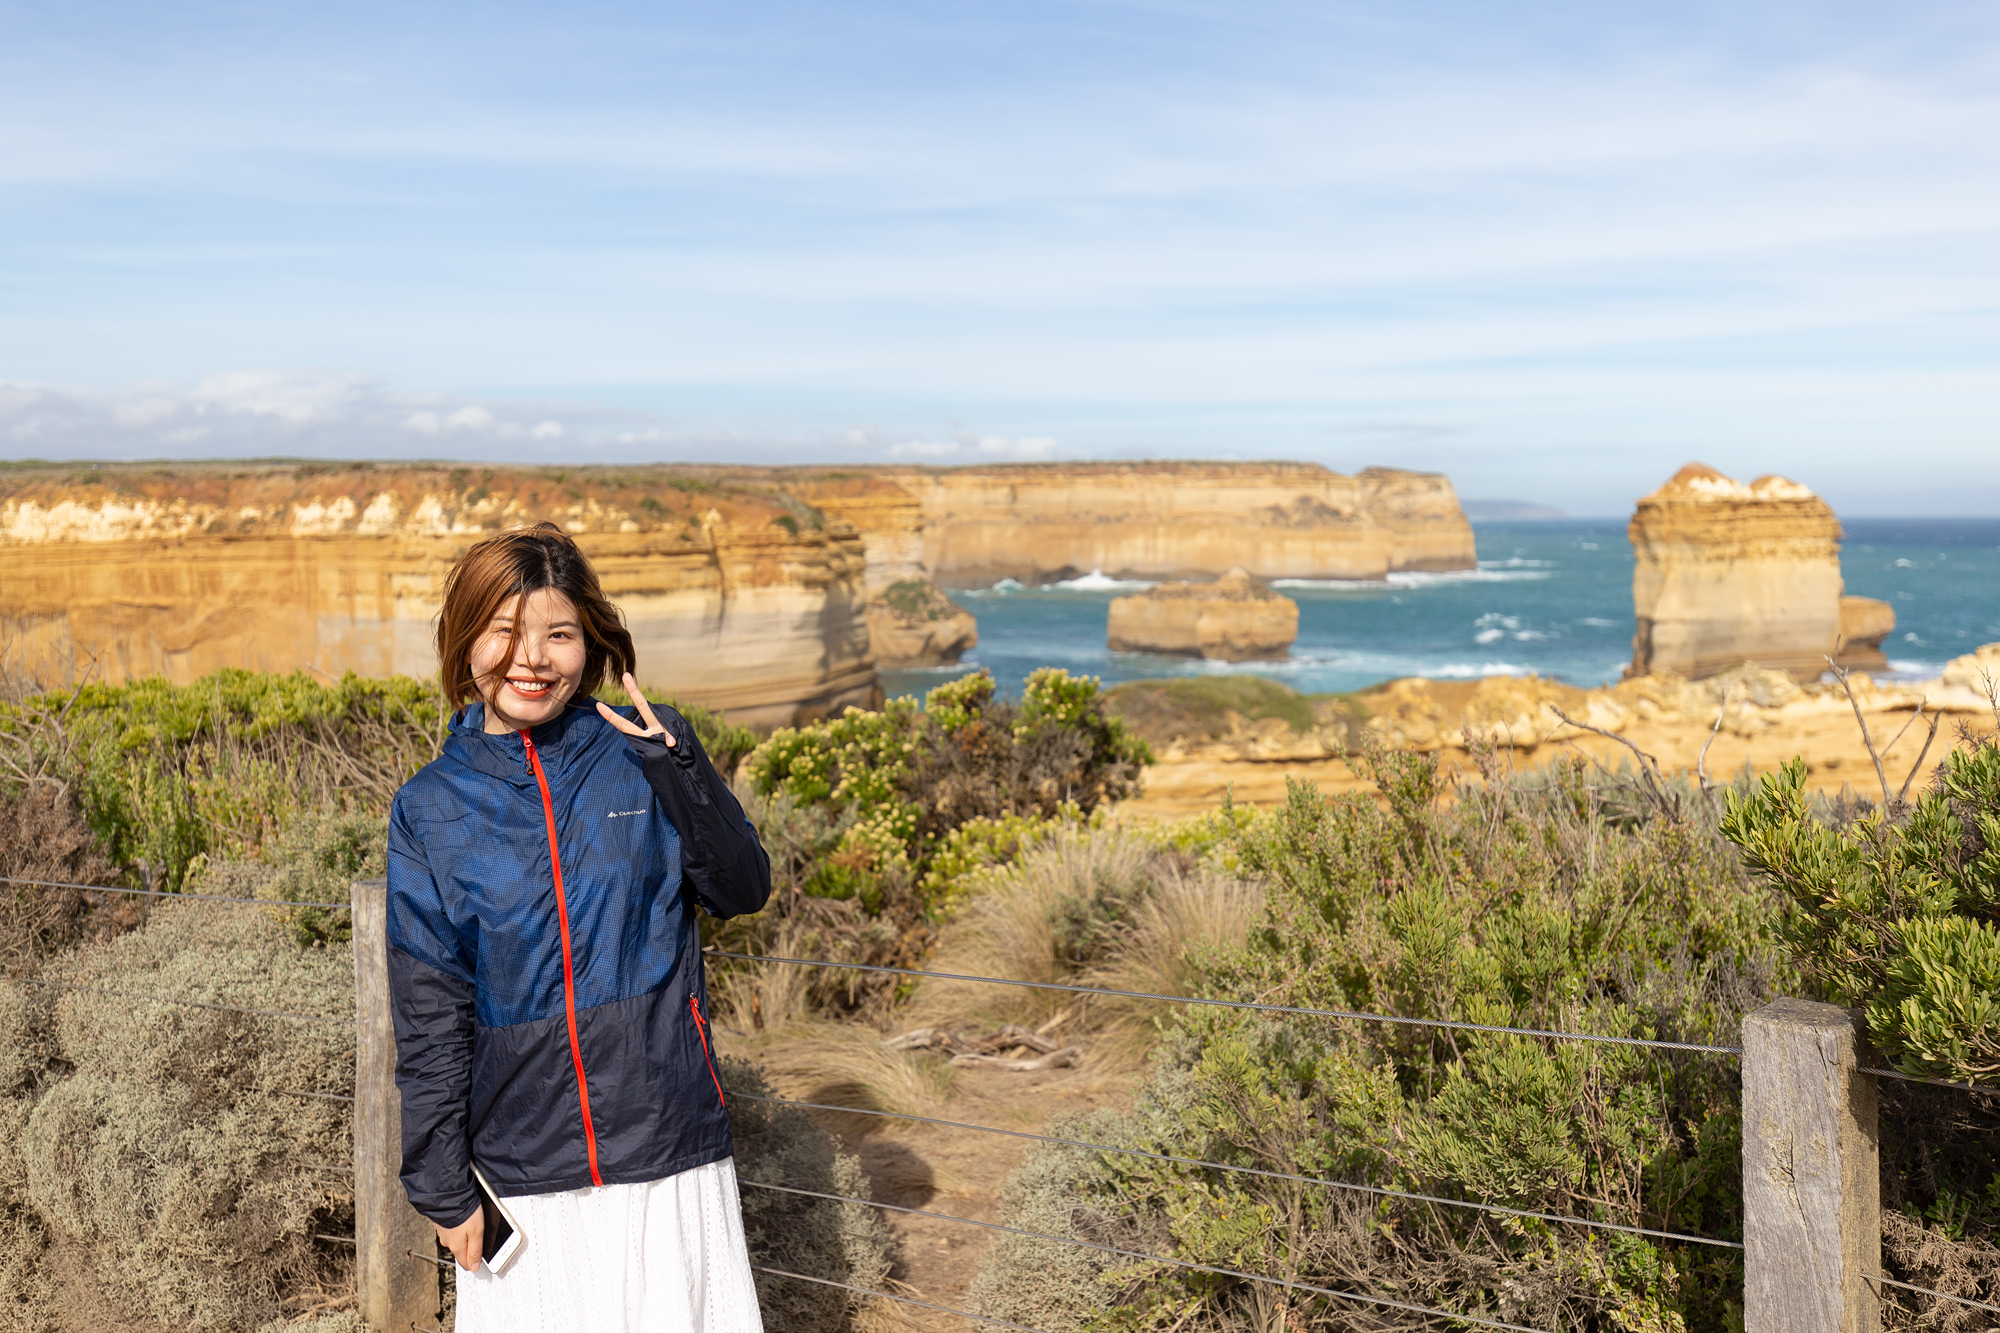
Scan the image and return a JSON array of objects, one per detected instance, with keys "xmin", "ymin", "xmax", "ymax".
[{"xmin": 469, "ymin": 587, "xmax": 590, "ymax": 735}]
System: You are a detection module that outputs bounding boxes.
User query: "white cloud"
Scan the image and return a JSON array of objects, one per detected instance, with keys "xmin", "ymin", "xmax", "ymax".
[{"xmin": 887, "ymin": 432, "xmax": 1061, "ymax": 461}]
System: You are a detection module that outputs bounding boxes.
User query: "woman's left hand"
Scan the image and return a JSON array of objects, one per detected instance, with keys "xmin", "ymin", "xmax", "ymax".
[{"xmin": 597, "ymin": 672, "xmax": 677, "ymax": 747}]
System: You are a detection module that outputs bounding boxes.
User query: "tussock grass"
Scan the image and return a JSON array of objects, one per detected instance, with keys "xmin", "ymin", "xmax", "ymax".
[{"xmin": 911, "ymin": 821, "xmax": 1262, "ymax": 1065}]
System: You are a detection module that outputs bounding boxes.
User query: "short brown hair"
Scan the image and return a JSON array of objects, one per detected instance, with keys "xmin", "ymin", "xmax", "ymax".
[{"xmin": 436, "ymin": 523, "xmax": 637, "ymax": 709}]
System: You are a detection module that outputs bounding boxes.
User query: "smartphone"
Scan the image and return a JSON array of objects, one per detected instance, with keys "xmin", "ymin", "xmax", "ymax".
[{"xmin": 470, "ymin": 1163, "xmax": 526, "ymax": 1275}]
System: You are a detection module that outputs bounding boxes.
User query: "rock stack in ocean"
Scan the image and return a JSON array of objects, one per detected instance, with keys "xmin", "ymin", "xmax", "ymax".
[
  {"xmin": 865, "ymin": 579, "xmax": 979, "ymax": 668},
  {"xmin": 1107, "ymin": 568, "xmax": 1298, "ymax": 661},
  {"xmin": 1626, "ymin": 462, "xmax": 1889, "ymax": 682},
  {"xmin": 1836, "ymin": 595, "xmax": 1896, "ymax": 671}
]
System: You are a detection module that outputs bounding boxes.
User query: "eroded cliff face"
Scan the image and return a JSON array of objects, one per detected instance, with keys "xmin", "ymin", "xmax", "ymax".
[
  {"xmin": 0, "ymin": 465, "xmax": 877, "ymax": 727},
  {"xmin": 841, "ymin": 462, "xmax": 1474, "ymax": 587},
  {"xmin": 1627, "ymin": 463, "xmax": 1846, "ymax": 681}
]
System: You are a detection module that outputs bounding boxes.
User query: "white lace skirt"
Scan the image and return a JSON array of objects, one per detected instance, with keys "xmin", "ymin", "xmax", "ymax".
[{"xmin": 453, "ymin": 1157, "xmax": 765, "ymax": 1333}]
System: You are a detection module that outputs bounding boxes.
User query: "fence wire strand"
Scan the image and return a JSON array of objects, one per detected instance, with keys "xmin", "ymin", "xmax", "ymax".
[
  {"xmin": 751, "ymin": 1265, "xmax": 1052, "ymax": 1332},
  {"xmin": 733, "ymin": 1091, "xmax": 1743, "ymax": 1250},
  {"xmin": 740, "ymin": 1180, "xmax": 1556, "ymax": 1333},
  {"xmin": 0, "ymin": 874, "xmax": 350, "ymax": 910},
  {"xmin": 1862, "ymin": 1066, "xmax": 1997, "ymax": 1096},
  {"xmin": 1865, "ymin": 1273, "xmax": 2000, "ymax": 1316},
  {"xmin": 26, "ymin": 978, "xmax": 355, "ymax": 1026},
  {"xmin": 705, "ymin": 949, "xmax": 1740, "ymax": 1054}
]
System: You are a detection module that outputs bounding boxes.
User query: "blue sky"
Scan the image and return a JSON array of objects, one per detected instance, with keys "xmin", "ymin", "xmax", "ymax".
[{"xmin": 3, "ymin": 0, "xmax": 1997, "ymax": 514}]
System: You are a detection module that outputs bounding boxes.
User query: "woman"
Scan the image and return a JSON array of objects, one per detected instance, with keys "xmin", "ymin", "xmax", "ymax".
[{"xmin": 386, "ymin": 522, "xmax": 772, "ymax": 1331}]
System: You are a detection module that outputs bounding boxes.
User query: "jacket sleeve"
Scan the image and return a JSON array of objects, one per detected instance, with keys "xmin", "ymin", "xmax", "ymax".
[
  {"xmin": 629, "ymin": 706, "xmax": 773, "ymax": 919},
  {"xmin": 385, "ymin": 798, "xmax": 481, "ymax": 1228}
]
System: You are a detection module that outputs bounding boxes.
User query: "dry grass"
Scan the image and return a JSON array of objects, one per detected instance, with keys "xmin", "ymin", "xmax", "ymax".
[{"xmin": 909, "ymin": 821, "xmax": 1262, "ymax": 1065}]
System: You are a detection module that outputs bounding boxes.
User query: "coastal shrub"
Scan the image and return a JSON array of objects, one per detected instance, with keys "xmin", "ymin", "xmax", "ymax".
[
  {"xmin": 1721, "ymin": 741, "xmax": 2000, "ymax": 1086},
  {"xmin": 0, "ymin": 667, "xmax": 756, "ymax": 895},
  {"xmin": 0, "ymin": 785, "xmax": 132, "ymax": 974},
  {"xmin": 8, "ymin": 896, "xmax": 357, "ymax": 1330},
  {"xmin": 721, "ymin": 1058, "xmax": 894, "ymax": 1332},
  {"xmin": 741, "ymin": 668, "xmax": 1150, "ymax": 920},
  {"xmin": 975, "ymin": 752, "xmax": 1777, "ymax": 1333}
]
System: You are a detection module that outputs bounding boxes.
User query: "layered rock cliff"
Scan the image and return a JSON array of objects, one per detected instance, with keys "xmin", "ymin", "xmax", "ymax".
[
  {"xmin": 789, "ymin": 475, "xmax": 977, "ymax": 668},
  {"xmin": 0, "ymin": 465, "xmax": 877, "ymax": 727},
  {"xmin": 1627, "ymin": 463, "xmax": 1848, "ymax": 681},
  {"xmin": 1107, "ymin": 569, "xmax": 1298, "ymax": 661},
  {"xmin": 825, "ymin": 462, "xmax": 1474, "ymax": 587}
]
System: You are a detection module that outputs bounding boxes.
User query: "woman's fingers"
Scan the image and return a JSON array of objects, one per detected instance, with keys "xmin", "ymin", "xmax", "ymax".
[
  {"xmin": 595, "ymin": 701, "xmax": 646, "ymax": 736},
  {"xmin": 622, "ymin": 671, "xmax": 675, "ymax": 746},
  {"xmin": 596, "ymin": 680, "xmax": 676, "ymax": 746}
]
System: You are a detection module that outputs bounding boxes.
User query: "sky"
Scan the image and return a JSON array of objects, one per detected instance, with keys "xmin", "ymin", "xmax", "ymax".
[{"xmin": 2, "ymin": 0, "xmax": 1997, "ymax": 515}]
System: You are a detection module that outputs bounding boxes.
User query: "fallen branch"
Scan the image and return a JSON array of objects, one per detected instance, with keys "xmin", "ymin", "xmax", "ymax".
[{"xmin": 950, "ymin": 1047, "xmax": 1082, "ymax": 1072}]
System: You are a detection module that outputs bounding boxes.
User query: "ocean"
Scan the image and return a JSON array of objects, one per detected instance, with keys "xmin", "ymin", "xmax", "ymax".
[{"xmin": 877, "ymin": 518, "xmax": 2000, "ymax": 702}]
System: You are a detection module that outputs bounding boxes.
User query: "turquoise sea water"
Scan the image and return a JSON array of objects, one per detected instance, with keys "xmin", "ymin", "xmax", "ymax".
[{"xmin": 878, "ymin": 519, "xmax": 2000, "ymax": 702}]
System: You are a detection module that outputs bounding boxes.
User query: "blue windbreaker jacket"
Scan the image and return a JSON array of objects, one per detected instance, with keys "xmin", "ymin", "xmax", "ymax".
[{"xmin": 385, "ymin": 697, "xmax": 771, "ymax": 1227}]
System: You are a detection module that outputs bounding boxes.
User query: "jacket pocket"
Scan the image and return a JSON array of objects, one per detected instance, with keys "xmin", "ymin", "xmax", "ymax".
[{"xmin": 688, "ymin": 994, "xmax": 726, "ymax": 1108}]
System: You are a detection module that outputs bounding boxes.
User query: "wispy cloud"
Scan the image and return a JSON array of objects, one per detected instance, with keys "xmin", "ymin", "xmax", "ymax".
[{"xmin": 1, "ymin": 2, "xmax": 1998, "ymax": 511}]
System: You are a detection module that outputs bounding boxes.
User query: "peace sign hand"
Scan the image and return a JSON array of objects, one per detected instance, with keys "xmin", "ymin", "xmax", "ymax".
[{"xmin": 596, "ymin": 672, "xmax": 678, "ymax": 747}]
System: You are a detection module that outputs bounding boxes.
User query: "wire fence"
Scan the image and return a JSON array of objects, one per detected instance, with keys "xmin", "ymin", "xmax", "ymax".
[
  {"xmin": 8, "ymin": 871, "xmax": 2000, "ymax": 1329},
  {"xmin": 703, "ymin": 948, "xmax": 1744, "ymax": 1054},
  {"xmin": 743, "ymin": 1179, "xmax": 1555, "ymax": 1333}
]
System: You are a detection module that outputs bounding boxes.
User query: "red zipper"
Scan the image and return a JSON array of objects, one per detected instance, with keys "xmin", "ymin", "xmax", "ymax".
[
  {"xmin": 521, "ymin": 731, "xmax": 603, "ymax": 1188},
  {"xmin": 689, "ymin": 995, "xmax": 726, "ymax": 1107}
]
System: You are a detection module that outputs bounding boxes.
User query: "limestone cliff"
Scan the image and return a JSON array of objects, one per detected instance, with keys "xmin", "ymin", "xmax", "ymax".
[
  {"xmin": 1627, "ymin": 463, "xmax": 1847, "ymax": 681},
  {"xmin": 789, "ymin": 475, "xmax": 976, "ymax": 668},
  {"xmin": 1107, "ymin": 569, "xmax": 1298, "ymax": 661},
  {"xmin": 0, "ymin": 465, "xmax": 877, "ymax": 727},
  {"xmin": 826, "ymin": 462, "xmax": 1474, "ymax": 587}
]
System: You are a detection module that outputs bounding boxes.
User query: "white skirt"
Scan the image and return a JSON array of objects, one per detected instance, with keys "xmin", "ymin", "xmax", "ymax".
[{"xmin": 454, "ymin": 1157, "xmax": 765, "ymax": 1333}]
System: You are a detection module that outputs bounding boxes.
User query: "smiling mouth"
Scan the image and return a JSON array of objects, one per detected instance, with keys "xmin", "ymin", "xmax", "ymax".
[{"xmin": 506, "ymin": 678, "xmax": 556, "ymax": 698}]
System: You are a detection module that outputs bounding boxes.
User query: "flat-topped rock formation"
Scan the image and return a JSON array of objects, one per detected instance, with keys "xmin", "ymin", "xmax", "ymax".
[
  {"xmin": 0, "ymin": 464, "xmax": 876, "ymax": 727},
  {"xmin": 831, "ymin": 462, "xmax": 1473, "ymax": 587},
  {"xmin": 865, "ymin": 579, "xmax": 979, "ymax": 668},
  {"xmin": 1837, "ymin": 595, "xmax": 1896, "ymax": 671},
  {"xmin": 1107, "ymin": 568, "xmax": 1298, "ymax": 661},
  {"xmin": 1627, "ymin": 463, "xmax": 1854, "ymax": 681}
]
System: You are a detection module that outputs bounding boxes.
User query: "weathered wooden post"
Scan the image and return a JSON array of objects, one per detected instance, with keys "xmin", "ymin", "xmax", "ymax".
[
  {"xmin": 353, "ymin": 876, "xmax": 441, "ymax": 1332},
  {"xmin": 1741, "ymin": 998, "xmax": 1879, "ymax": 1333}
]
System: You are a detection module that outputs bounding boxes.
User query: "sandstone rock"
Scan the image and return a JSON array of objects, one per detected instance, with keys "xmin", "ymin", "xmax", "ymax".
[
  {"xmin": 1627, "ymin": 462, "xmax": 1845, "ymax": 681},
  {"xmin": 1106, "ymin": 569, "xmax": 1298, "ymax": 661},
  {"xmin": 1934, "ymin": 643, "xmax": 2000, "ymax": 713},
  {"xmin": 866, "ymin": 579, "xmax": 979, "ymax": 668},
  {"xmin": 1359, "ymin": 675, "xmax": 1625, "ymax": 751},
  {"xmin": 0, "ymin": 465, "xmax": 878, "ymax": 728},
  {"xmin": 1836, "ymin": 596, "xmax": 1896, "ymax": 671},
  {"xmin": 865, "ymin": 462, "xmax": 1474, "ymax": 585}
]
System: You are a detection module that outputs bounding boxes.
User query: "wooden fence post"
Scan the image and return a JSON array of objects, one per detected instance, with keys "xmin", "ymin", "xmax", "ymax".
[
  {"xmin": 353, "ymin": 876, "xmax": 440, "ymax": 1332},
  {"xmin": 1741, "ymin": 998, "xmax": 1879, "ymax": 1333}
]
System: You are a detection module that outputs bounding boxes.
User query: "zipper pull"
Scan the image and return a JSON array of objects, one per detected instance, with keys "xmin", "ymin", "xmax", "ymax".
[{"xmin": 519, "ymin": 728, "xmax": 534, "ymax": 773}]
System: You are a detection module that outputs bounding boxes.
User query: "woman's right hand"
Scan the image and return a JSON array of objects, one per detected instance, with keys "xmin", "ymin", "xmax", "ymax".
[{"xmin": 436, "ymin": 1207, "xmax": 485, "ymax": 1271}]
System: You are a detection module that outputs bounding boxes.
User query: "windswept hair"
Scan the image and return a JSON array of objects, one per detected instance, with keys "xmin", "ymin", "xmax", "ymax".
[{"xmin": 436, "ymin": 522, "xmax": 637, "ymax": 708}]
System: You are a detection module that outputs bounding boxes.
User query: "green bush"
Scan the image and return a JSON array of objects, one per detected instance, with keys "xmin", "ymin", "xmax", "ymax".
[
  {"xmin": 975, "ymin": 752, "xmax": 1777, "ymax": 1333},
  {"xmin": 721, "ymin": 1058, "xmax": 893, "ymax": 1332},
  {"xmin": 8, "ymin": 897, "xmax": 357, "ymax": 1330},
  {"xmin": 742, "ymin": 669, "xmax": 1150, "ymax": 920},
  {"xmin": 1721, "ymin": 744, "xmax": 2000, "ymax": 1086},
  {"xmin": 0, "ymin": 668, "xmax": 756, "ymax": 897}
]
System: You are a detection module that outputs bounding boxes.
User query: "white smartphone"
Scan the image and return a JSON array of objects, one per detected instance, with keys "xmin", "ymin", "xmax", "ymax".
[{"xmin": 470, "ymin": 1163, "xmax": 526, "ymax": 1275}]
